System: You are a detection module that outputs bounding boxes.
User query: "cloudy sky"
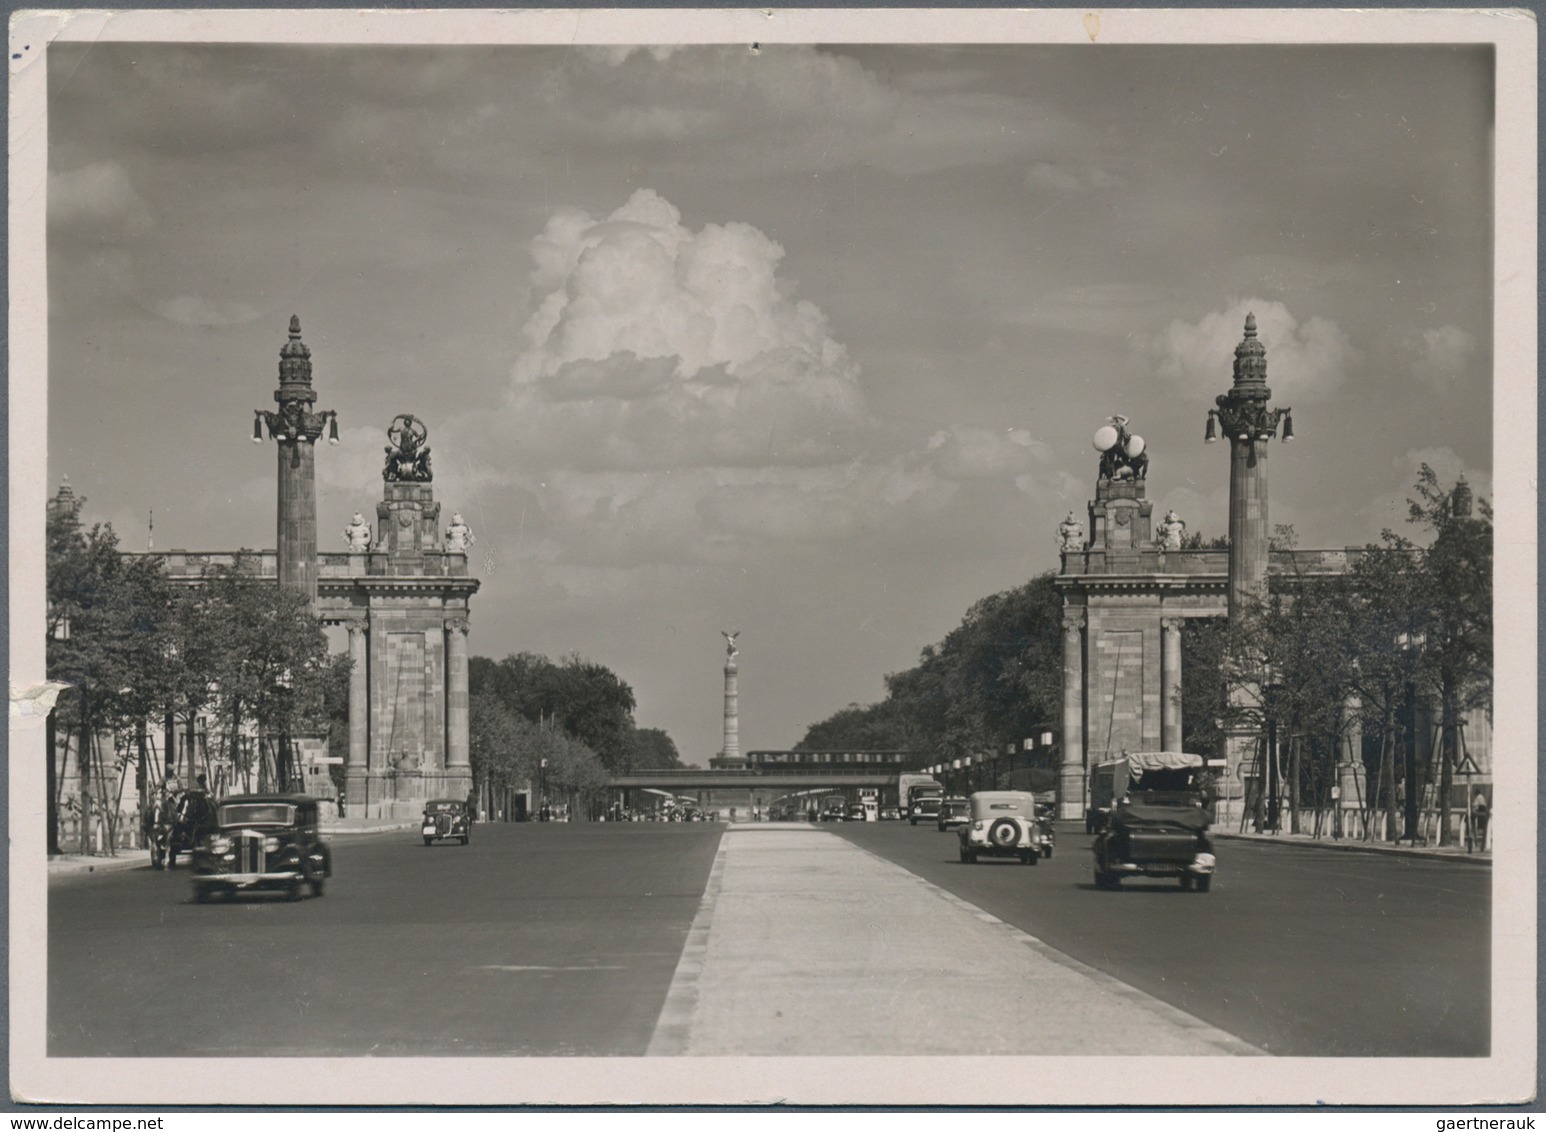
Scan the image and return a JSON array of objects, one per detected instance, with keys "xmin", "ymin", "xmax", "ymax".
[{"xmin": 45, "ymin": 37, "xmax": 1495, "ymax": 764}]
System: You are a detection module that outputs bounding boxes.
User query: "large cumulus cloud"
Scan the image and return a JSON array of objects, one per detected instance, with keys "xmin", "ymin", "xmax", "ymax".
[
  {"xmin": 482, "ymin": 190, "xmax": 1056, "ymax": 571},
  {"xmin": 510, "ymin": 189, "xmax": 871, "ymax": 473}
]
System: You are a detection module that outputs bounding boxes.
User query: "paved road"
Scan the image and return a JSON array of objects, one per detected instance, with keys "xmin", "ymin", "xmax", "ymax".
[
  {"xmin": 830, "ymin": 820, "xmax": 1490, "ymax": 1056},
  {"xmin": 48, "ymin": 823, "xmax": 721, "ymax": 1056},
  {"xmin": 49, "ymin": 818, "xmax": 1489, "ymax": 1058}
]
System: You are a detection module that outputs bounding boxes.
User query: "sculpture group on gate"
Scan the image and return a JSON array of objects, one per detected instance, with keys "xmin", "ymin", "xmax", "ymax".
[
  {"xmin": 1092, "ymin": 414, "xmax": 1148, "ymax": 484},
  {"xmin": 383, "ymin": 413, "xmax": 433, "ymax": 482}
]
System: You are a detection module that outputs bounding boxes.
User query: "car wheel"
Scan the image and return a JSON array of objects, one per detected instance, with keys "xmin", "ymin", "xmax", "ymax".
[
  {"xmin": 311, "ymin": 874, "xmax": 325, "ymax": 898},
  {"xmin": 1195, "ymin": 875, "xmax": 1212, "ymax": 893},
  {"xmin": 1042, "ymin": 845, "xmax": 1054, "ymax": 858},
  {"xmin": 194, "ymin": 886, "xmax": 210, "ymax": 904},
  {"xmin": 988, "ymin": 819, "xmax": 1019, "ymax": 850},
  {"xmin": 1179, "ymin": 874, "xmax": 1194, "ymax": 890},
  {"xmin": 287, "ymin": 879, "xmax": 304, "ymax": 902},
  {"xmin": 167, "ymin": 849, "xmax": 177, "ymax": 869},
  {"xmin": 909, "ymin": 818, "xmax": 917, "ymax": 826},
  {"xmin": 423, "ymin": 837, "xmax": 434, "ymax": 846},
  {"xmin": 460, "ymin": 836, "xmax": 469, "ymax": 846}
]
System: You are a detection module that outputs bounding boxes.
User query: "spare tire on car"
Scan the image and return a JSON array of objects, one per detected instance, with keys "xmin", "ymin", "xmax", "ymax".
[{"xmin": 989, "ymin": 818, "xmax": 1020, "ymax": 849}]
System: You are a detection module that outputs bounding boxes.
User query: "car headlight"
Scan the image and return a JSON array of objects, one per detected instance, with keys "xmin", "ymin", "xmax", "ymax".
[
  {"xmin": 1193, "ymin": 852, "xmax": 1217, "ymax": 868},
  {"xmin": 209, "ymin": 837, "xmax": 232, "ymax": 854},
  {"xmin": 264, "ymin": 836, "xmax": 280, "ymax": 852}
]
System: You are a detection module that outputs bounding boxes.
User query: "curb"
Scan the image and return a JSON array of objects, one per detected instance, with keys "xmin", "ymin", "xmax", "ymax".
[
  {"xmin": 48, "ymin": 822, "xmax": 420, "ymax": 879},
  {"xmin": 47, "ymin": 855, "xmax": 148, "ymax": 878},
  {"xmin": 647, "ymin": 834, "xmax": 729, "ymax": 1056},
  {"xmin": 1213, "ymin": 831, "xmax": 1490, "ymax": 865}
]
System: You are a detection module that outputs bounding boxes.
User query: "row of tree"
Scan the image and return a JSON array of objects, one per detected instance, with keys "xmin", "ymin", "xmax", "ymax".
[
  {"xmin": 47, "ymin": 488, "xmax": 345, "ymax": 854},
  {"xmin": 796, "ymin": 467, "xmax": 1491, "ymax": 845},
  {"xmin": 468, "ymin": 652, "xmax": 683, "ymax": 818},
  {"xmin": 1182, "ymin": 467, "xmax": 1491, "ymax": 844},
  {"xmin": 794, "ymin": 572, "xmax": 1064, "ymax": 764}
]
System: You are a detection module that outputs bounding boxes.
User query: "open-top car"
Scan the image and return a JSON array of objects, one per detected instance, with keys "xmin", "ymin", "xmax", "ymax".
[
  {"xmin": 191, "ymin": 794, "xmax": 331, "ymax": 902},
  {"xmin": 422, "ymin": 798, "xmax": 472, "ymax": 846},
  {"xmin": 1092, "ymin": 752, "xmax": 1219, "ymax": 891},
  {"xmin": 958, "ymin": 791, "xmax": 1054, "ymax": 864}
]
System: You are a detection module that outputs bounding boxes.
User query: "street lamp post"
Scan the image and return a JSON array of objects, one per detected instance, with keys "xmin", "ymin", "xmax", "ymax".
[
  {"xmin": 1264, "ymin": 683, "xmax": 1283, "ymax": 834},
  {"xmin": 1403, "ymin": 679, "xmax": 1420, "ymax": 844},
  {"xmin": 539, "ymin": 757, "xmax": 548, "ymax": 822},
  {"xmin": 1397, "ymin": 632, "xmax": 1426, "ymax": 844}
]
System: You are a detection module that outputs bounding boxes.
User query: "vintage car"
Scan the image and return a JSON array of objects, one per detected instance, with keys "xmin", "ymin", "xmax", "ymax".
[
  {"xmin": 155, "ymin": 789, "xmax": 218, "ymax": 870},
  {"xmin": 936, "ymin": 796, "xmax": 970, "ymax": 832},
  {"xmin": 190, "ymin": 793, "xmax": 331, "ymax": 902},
  {"xmin": 422, "ymin": 798, "xmax": 473, "ymax": 846},
  {"xmin": 957, "ymin": 791, "xmax": 1055, "ymax": 864},
  {"xmin": 909, "ymin": 797, "xmax": 941, "ymax": 826},
  {"xmin": 1092, "ymin": 752, "xmax": 1218, "ymax": 892}
]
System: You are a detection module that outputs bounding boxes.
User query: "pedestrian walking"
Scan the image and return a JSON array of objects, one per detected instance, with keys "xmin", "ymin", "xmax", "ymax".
[{"xmin": 1470, "ymin": 792, "xmax": 1489, "ymax": 851}]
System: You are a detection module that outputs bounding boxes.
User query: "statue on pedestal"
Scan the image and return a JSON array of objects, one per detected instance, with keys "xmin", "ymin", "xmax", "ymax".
[
  {"xmin": 445, "ymin": 513, "xmax": 475, "ymax": 553},
  {"xmin": 1158, "ymin": 509, "xmax": 1187, "ymax": 551},
  {"xmin": 722, "ymin": 630, "xmax": 739, "ymax": 659},
  {"xmin": 383, "ymin": 414, "xmax": 433, "ymax": 482},
  {"xmin": 1057, "ymin": 511, "xmax": 1086, "ymax": 552},
  {"xmin": 1092, "ymin": 414, "xmax": 1149, "ymax": 484},
  {"xmin": 343, "ymin": 512, "xmax": 373, "ymax": 551}
]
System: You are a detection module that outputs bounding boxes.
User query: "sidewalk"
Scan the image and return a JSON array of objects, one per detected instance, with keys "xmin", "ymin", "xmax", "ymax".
[
  {"xmin": 648, "ymin": 825, "xmax": 1259, "ymax": 1057},
  {"xmin": 46, "ymin": 819, "xmax": 416, "ymax": 879},
  {"xmin": 1214, "ymin": 828, "xmax": 1490, "ymax": 864}
]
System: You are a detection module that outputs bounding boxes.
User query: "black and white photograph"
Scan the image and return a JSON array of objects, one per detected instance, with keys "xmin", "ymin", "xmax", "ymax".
[{"xmin": 9, "ymin": 7, "xmax": 1535, "ymax": 1108}]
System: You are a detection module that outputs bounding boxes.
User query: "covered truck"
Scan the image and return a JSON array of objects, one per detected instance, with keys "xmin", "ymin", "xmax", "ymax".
[{"xmin": 1090, "ymin": 752, "xmax": 1221, "ymax": 892}]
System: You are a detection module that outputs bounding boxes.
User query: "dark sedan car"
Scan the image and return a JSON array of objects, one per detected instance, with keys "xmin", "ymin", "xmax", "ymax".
[
  {"xmin": 936, "ymin": 796, "xmax": 970, "ymax": 831},
  {"xmin": 191, "ymin": 794, "xmax": 331, "ymax": 902},
  {"xmin": 422, "ymin": 798, "xmax": 473, "ymax": 846}
]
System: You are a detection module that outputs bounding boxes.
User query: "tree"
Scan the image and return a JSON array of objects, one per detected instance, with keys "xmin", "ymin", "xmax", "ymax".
[
  {"xmin": 798, "ymin": 573, "xmax": 1066, "ymax": 777},
  {"xmin": 193, "ymin": 557, "xmax": 333, "ymax": 793},
  {"xmin": 470, "ymin": 651, "xmax": 637, "ymax": 772},
  {"xmin": 795, "ymin": 701, "xmax": 912, "ymax": 752},
  {"xmin": 1394, "ymin": 467, "xmax": 1491, "ymax": 845},
  {"xmin": 621, "ymin": 727, "xmax": 684, "ymax": 771},
  {"xmin": 47, "ymin": 490, "xmax": 172, "ymax": 854},
  {"xmin": 469, "ymin": 691, "xmax": 529, "ymax": 809}
]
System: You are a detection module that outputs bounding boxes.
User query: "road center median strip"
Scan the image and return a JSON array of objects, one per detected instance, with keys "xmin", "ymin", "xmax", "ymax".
[{"xmin": 648, "ymin": 826, "xmax": 1259, "ymax": 1057}]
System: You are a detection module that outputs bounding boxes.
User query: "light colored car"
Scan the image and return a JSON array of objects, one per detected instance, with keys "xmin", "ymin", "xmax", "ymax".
[{"xmin": 958, "ymin": 791, "xmax": 1054, "ymax": 865}]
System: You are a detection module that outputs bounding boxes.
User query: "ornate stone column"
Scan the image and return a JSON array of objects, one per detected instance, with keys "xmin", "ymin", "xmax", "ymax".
[
  {"xmin": 1161, "ymin": 617, "xmax": 1184, "ymax": 751},
  {"xmin": 345, "ymin": 621, "xmax": 369, "ymax": 813},
  {"xmin": 446, "ymin": 616, "xmax": 471, "ymax": 778},
  {"xmin": 1207, "ymin": 314, "xmax": 1293, "ymax": 824},
  {"xmin": 1058, "ymin": 609, "xmax": 1086, "ymax": 819}
]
